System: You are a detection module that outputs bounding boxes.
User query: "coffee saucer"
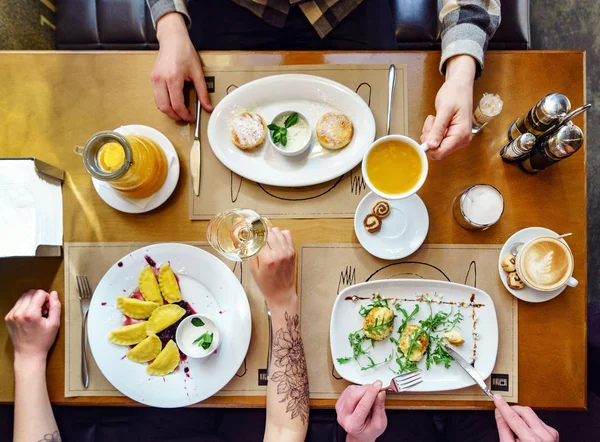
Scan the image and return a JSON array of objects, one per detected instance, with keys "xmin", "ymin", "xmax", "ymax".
[
  {"xmin": 498, "ymin": 227, "xmax": 567, "ymax": 303},
  {"xmin": 354, "ymin": 192, "xmax": 429, "ymax": 260}
]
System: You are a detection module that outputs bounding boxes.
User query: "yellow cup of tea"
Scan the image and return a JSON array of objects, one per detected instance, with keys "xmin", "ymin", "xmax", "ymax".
[{"xmin": 362, "ymin": 135, "xmax": 429, "ymax": 199}]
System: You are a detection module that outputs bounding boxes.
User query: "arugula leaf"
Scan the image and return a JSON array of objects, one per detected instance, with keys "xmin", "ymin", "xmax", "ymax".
[
  {"xmin": 191, "ymin": 318, "xmax": 205, "ymax": 327},
  {"xmin": 396, "ymin": 304, "xmax": 419, "ymax": 336},
  {"xmin": 337, "ymin": 357, "xmax": 353, "ymax": 364},
  {"xmin": 284, "ymin": 112, "xmax": 299, "ymax": 128},
  {"xmin": 431, "ymin": 344, "xmax": 454, "ymax": 368}
]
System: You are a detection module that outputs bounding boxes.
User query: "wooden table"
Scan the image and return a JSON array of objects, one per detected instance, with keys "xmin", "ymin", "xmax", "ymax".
[{"xmin": 0, "ymin": 50, "xmax": 587, "ymax": 410}]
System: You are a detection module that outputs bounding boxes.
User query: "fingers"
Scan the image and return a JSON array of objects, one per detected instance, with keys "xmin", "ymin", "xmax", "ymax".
[
  {"xmin": 190, "ymin": 65, "xmax": 213, "ymax": 112},
  {"xmin": 352, "ymin": 381, "xmax": 382, "ymax": 423},
  {"xmin": 512, "ymin": 406, "xmax": 558, "ymax": 441},
  {"xmin": 166, "ymin": 77, "xmax": 194, "ymax": 122},
  {"xmin": 370, "ymin": 390, "xmax": 387, "ymax": 431},
  {"xmin": 29, "ymin": 289, "xmax": 49, "ymax": 316},
  {"xmin": 47, "ymin": 291, "xmax": 62, "ymax": 329},
  {"xmin": 153, "ymin": 80, "xmax": 181, "ymax": 121},
  {"xmin": 494, "ymin": 395, "xmax": 531, "ymax": 438},
  {"xmin": 267, "ymin": 227, "xmax": 286, "ymax": 252},
  {"xmin": 425, "ymin": 108, "xmax": 453, "ymax": 150},
  {"xmin": 336, "ymin": 384, "xmax": 363, "ymax": 416},
  {"xmin": 281, "ymin": 230, "xmax": 294, "ymax": 250},
  {"xmin": 495, "ymin": 408, "xmax": 516, "ymax": 442},
  {"xmin": 430, "ymin": 121, "xmax": 472, "ymax": 160},
  {"xmin": 420, "ymin": 115, "xmax": 435, "ymax": 143}
]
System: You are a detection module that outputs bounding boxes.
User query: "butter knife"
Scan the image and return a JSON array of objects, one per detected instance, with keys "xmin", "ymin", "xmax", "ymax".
[
  {"xmin": 190, "ymin": 98, "xmax": 201, "ymax": 196},
  {"xmin": 443, "ymin": 343, "xmax": 494, "ymax": 400}
]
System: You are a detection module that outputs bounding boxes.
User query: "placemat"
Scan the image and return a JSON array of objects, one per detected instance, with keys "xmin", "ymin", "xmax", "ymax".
[
  {"xmin": 64, "ymin": 242, "xmax": 269, "ymax": 398},
  {"xmin": 298, "ymin": 244, "xmax": 519, "ymax": 402},
  {"xmin": 189, "ymin": 64, "xmax": 408, "ymax": 220}
]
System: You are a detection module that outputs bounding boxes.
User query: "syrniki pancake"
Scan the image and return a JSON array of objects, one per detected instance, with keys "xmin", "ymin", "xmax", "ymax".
[
  {"xmin": 316, "ymin": 112, "xmax": 354, "ymax": 150},
  {"xmin": 230, "ymin": 111, "xmax": 266, "ymax": 150}
]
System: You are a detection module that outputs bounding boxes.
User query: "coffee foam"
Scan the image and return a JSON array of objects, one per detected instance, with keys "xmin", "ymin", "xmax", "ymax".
[{"xmin": 519, "ymin": 238, "xmax": 573, "ymax": 290}]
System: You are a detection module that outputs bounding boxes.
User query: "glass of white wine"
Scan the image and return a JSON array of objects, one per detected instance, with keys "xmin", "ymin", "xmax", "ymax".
[{"xmin": 206, "ymin": 209, "xmax": 269, "ymax": 261}]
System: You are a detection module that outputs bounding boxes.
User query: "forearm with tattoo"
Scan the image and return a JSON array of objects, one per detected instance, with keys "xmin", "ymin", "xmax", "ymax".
[{"xmin": 269, "ymin": 312, "xmax": 309, "ymax": 425}]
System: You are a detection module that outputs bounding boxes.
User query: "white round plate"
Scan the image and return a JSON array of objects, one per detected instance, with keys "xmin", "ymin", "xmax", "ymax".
[
  {"xmin": 207, "ymin": 74, "xmax": 376, "ymax": 187},
  {"xmin": 331, "ymin": 279, "xmax": 498, "ymax": 391},
  {"xmin": 354, "ymin": 192, "xmax": 429, "ymax": 260},
  {"xmin": 92, "ymin": 125, "xmax": 180, "ymax": 214},
  {"xmin": 498, "ymin": 227, "xmax": 567, "ymax": 303},
  {"xmin": 87, "ymin": 243, "xmax": 251, "ymax": 408}
]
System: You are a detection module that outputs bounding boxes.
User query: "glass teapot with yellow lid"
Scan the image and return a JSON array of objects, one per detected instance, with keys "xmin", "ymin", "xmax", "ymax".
[{"xmin": 76, "ymin": 131, "xmax": 168, "ymax": 199}]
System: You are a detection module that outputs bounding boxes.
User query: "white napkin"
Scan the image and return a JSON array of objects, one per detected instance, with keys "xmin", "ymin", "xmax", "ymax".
[{"xmin": 0, "ymin": 160, "xmax": 63, "ymax": 257}]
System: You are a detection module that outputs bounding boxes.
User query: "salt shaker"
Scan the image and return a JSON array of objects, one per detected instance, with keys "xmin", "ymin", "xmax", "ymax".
[{"xmin": 472, "ymin": 93, "xmax": 503, "ymax": 134}]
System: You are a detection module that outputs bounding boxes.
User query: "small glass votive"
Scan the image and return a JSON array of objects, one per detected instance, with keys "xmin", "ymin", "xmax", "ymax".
[
  {"xmin": 472, "ymin": 93, "xmax": 503, "ymax": 134},
  {"xmin": 453, "ymin": 184, "xmax": 504, "ymax": 230}
]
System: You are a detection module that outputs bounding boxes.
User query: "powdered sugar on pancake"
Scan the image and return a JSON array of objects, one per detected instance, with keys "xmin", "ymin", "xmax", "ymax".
[{"xmin": 231, "ymin": 112, "xmax": 265, "ymax": 148}]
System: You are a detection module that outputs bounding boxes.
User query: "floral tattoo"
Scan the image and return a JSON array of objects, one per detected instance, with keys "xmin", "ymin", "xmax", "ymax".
[
  {"xmin": 38, "ymin": 432, "xmax": 61, "ymax": 442},
  {"xmin": 270, "ymin": 312, "xmax": 309, "ymax": 425}
]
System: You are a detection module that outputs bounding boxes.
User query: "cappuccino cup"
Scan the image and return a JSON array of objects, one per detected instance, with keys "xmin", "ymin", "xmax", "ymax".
[{"xmin": 515, "ymin": 236, "xmax": 578, "ymax": 292}]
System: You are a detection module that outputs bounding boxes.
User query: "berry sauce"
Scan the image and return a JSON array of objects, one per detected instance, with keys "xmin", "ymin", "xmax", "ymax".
[{"xmin": 156, "ymin": 300, "xmax": 196, "ymax": 361}]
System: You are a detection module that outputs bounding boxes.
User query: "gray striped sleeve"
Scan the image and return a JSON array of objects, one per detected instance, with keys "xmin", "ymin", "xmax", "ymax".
[
  {"xmin": 146, "ymin": 0, "xmax": 191, "ymax": 28},
  {"xmin": 439, "ymin": 0, "xmax": 501, "ymax": 78}
]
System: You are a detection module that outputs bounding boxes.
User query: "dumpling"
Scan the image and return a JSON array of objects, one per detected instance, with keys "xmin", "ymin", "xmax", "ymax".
[
  {"xmin": 399, "ymin": 324, "xmax": 429, "ymax": 362},
  {"xmin": 158, "ymin": 264, "xmax": 182, "ymax": 304},
  {"xmin": 363, "ymin": 307, "xmax": 395, "ymax": 341},
  {"xmin": 147, "ymin": 340, "xmax": 180, "ymax": 376},
  {"xmin": 139, "ymin": 265, "xmax": 163, "ymax": 304},
  {"xmin": 147, "ymin": 304, "xmax": 185, "ymax": 334},
  {"xmin": 127, "ymin": 334, "xmax": 162, "ymax": 362},
  {"xmin": 108, "ymin": 321, "xmax": 148, "ymax": 346},
  {"xmin": 117, "ymin": 296, "xmax": 160, "ymax": 319}
]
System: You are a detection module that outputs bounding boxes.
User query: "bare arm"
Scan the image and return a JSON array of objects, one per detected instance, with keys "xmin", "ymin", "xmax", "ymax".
[
  {"xmin": 6, "ymin": 290, "xmax": 62, "ymax": 442},
  {"xmin": 250, "ymin": 228, "xmax": 309, "ymax": 442}
]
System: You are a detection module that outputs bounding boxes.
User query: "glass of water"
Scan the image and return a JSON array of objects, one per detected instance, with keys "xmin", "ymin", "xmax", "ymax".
[{"xmin": 206, "ymin": 209, "xmax": 269, "ymax": 261}]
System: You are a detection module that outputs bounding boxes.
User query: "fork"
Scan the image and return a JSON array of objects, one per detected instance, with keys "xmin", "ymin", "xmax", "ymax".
[
  {"xmin": 76, "ymin": 275, "xmax": 93, "ymax": 389},
  {"xmin": 380, "ymin": 370, "xmax": 423, "ymax": 392}
]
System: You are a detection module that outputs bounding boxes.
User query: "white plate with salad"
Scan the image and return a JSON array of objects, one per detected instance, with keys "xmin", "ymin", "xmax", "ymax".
[{"xmin": 330, "ymin": 279, "xmax": 498, "ymax": 392}]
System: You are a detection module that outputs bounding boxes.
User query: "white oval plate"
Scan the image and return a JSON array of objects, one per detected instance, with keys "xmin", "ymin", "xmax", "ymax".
[
  {"xmin": 207, "ymin": 74, "xmax": 376, "ymax": 187},
  {"xmin": 87, "ymin": 243, "xmax": 251, "ymax": 408},
  {"xmin": 498, "ymin": 227, "xmax": 567, "ymax": 303},
  {"xmin": 92, "ymin": 124, "xmax": 180, "ymax": 214},
  {"xmin": 354, "ymin": 192, "xmax": 429, "ymax": 260},
  {"xmin": 331, "ymin": 279, "xmax": 498, "ymax": 392}
]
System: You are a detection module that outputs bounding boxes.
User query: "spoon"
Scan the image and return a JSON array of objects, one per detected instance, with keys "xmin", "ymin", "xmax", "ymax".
[
  {"xmin": 510, "ymin": 233, "xmax": 573, "ymax": 256},
  {"xmin": 386, "ymin": 64, "xmax": 396, "ymax": 136}
]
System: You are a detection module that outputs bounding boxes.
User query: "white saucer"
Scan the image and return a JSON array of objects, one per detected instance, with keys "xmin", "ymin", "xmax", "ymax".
[
  {"xmin": 354, "ymin": 192, "xmax": 429, "ymax": 260},
  {"xmin": 91, "ymin": 125, "xmax": 180, "ymax": 214},
  {"xmin": 498, "ymin": 227, "xmax": 567, "ymax": 303}
]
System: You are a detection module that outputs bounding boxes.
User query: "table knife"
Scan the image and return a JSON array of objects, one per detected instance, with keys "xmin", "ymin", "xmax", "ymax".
[
  {"xmin": 190, "ymin": 99, "xmax": 201, "ymax": 196},
  {"xmin": 442, "ymin": 343, "xmax": 494, "ymax": 400}
]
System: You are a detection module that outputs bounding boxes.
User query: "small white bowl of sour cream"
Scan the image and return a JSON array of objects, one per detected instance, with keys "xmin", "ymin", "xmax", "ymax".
[
  {"xmin": 176, "ymin": 314, "xmax": 220, "ymax": 359},
  {"xmin": 268, "ymin": 111, "xmax": 312, "ymax": 157}
]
